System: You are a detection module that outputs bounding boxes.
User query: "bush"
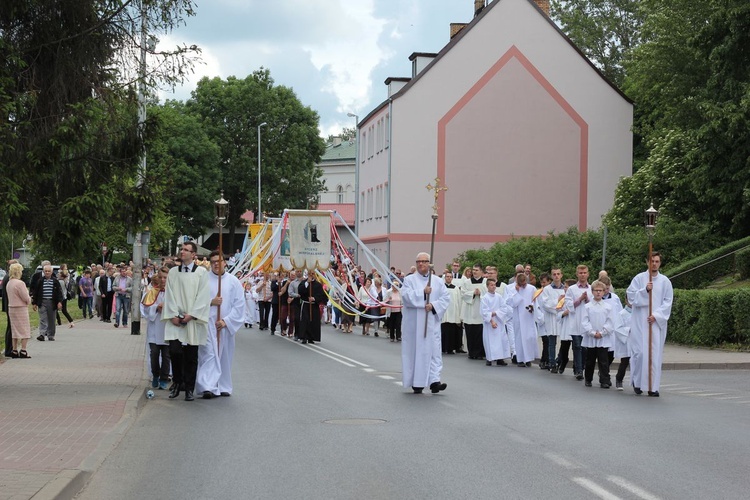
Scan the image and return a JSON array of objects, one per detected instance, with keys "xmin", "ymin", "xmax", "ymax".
[
  {"xmin": 669, "ymin": 289, "xmax": 750, "ymax": 348},
  {"xmin": 735, "ymin": 248, "xmax": 750, "ymax": 280},
  {"xmin": 666, "ymin": 236, "xmax": 750, "ymax": 289}
]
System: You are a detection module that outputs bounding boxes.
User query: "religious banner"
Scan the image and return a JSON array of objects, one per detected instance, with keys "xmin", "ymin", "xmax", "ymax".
[
  {"xmin": 250, "ymin": 223, "xmax": 273, "ymax": 272},
  {"xmin": 272, "ymin": 218, "xmax": 292, "ymax": 271},
  {"xmin": 287, "ymin": 210, "xmax": 332, "ymax": 271}
]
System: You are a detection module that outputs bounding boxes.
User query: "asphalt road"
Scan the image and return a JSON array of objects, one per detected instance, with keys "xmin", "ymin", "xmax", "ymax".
[{"xmin": 77, "ymin": 326, "xmax": 750, "ymax": 500}]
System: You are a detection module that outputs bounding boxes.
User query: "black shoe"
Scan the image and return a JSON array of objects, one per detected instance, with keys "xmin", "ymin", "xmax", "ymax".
[
  {"xmin": 633, "ymin": 387, "xmax": 643, "ymax": 395},
  {"xmin": 446, "ymin": 350, "xmax": 454, "ymax": 354},
  {"xmin": 525, "ymin": 362, "xmax": 532, "ymax": 367},
  {"xmin": 497, "ymin": 360, "xmax": 507, "ymax": 366},
  {"xmin": 412, "ymin": 387, "xmax": 423, "ymax": 394},
  {"xmin": 37, "ymin": 335, "xmax": 45, "ymax": 342},
  {"xmin": 575, "ymin": 373, "xmax": 584, "ymax": 381},
  {"xmin": 456, "ymin": 349, "xmax": 466, "ymax": 353},
  {"xmin": 308, "ymin": 340, "xmax": 315, "ymax": 344},
  {"xmin": 511, "ymin": 355, "xmax": 517, "ymax": 364},
  {"xmin": 270, "ymin": 331, "xmax": 275, "ymax": 335},
  {"xmin": 374, "ymin": 332, "xmax": 379, "ymax": 337},
  {"xmin": 601, "ymin": 383, "xmax": 611, "ymax": 389},
  {"xmin": 202, "ymin": 391, "xmax": 214, "ymax": 399},
  {"xmin": 48, "ymin": 337, "xmax": 55, "ymax": 341},
  {"xmin": 550, "ymin": 366, "xmax": 558, "ymax": 373},
  {"xmin": 585, "ymin": 381, "xmax": 592, "ymax": 387},
  {"xmin": 539, "ymin": 362, "xmax": 547, "ymax": 370},
  {"xmin": 648, "ymin": 391, "xmax": 660, "ymax": 397},
  {"xmin": 184, "ymin": 390, "xmax": 194, "ymax": 401},
  {"xmin": 486, "ymin": 360, "xmax": 492, "ymax": 366},
  {"xmin": 430, "ymin": 382, "xmax": 447, "ymax": 393},
  {"xmin": 169, "ymin": 384, "xmax": 182, "ymax": 399},
  {"xmin": 220, "ymin": 392, "xmax": 231, "ymax": 397}
]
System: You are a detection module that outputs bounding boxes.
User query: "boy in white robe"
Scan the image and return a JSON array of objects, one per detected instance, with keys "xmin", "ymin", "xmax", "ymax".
[
  {"xmin": 614, "ymin": 303, "xmax": 632, "ymax": 390},
  {"xmin": 540, "ymin": 268, "xmax": 566, "ymax": 373},
  {"xmin": 564, "ymin": 265, "xmax": 591, "ymax": 380},
  {"xmin": 141, "ymin": 269, "xmax": 169, "ymax": 390},
  {"xmin": 626, "ymin": 252, "xmax": 673, "ymax": 397},
  {"xmin": 599, "ymin": 275, "xmax": 623, "ymax": 365},
  {"xmin": 581, "ymin": 280, "xmax": 614, "ymax": 388},
  {"xmin": 480, "ymin": 278, "xmax": 512, "ymax": 365},
  {"xmin": 401, "ymin": 253, "xmax": 451, "ymax": 394},
  {"xmin": 508, "ymin": 273, "xmax": 538, "ymax": 366},
  {"xmin": 196, "ymin": 251, "xmax": 246, "ymax": 398}
]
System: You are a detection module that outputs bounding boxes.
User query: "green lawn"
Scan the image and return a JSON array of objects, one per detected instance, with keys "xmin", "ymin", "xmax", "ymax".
[{"xmin": 1, "ymin": 301, "xmax": 89, "ymax": 352}]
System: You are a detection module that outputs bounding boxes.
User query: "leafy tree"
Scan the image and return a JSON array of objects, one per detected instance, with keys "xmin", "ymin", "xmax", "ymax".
[
  {"xmin": 146, "ymin": 100, "xmax": 221, "ymax": 243},
  {"xmin": 188, "ymin": 69, "xmax": 326, "ymax": 243},
  {"xmin": 0, "ymin": 0, "xmax": 199, "ymax": 262},
  {"xmin": 551, "ymin": 0, "xmax": 644, "ymax": 87}
]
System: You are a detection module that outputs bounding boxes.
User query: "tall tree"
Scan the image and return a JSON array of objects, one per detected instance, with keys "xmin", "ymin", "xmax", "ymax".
[
  {"xmin": 146, "ymin": 100, "xmax": 221, "ymax": 243},
  {"xmin": 188, "ymin": 69, "xmax": 326, "ymax": 243},
  {"xmin": 551, "ymin": 0, "xmax": 644, "ymax": 87},
  {"xmin": 0, "ymin": 0, "xmax": 198, "ymax": 261}
]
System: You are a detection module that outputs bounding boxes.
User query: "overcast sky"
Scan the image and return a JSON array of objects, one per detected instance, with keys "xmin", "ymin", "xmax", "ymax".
[{"xmin": 157, "ymin": 0, "xmax": 478, "ymax": 137}]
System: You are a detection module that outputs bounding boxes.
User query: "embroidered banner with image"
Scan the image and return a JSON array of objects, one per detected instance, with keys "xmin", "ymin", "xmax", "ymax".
[{"xmin": 287, "ymin": 210, "xmax": 331, "ymax": 271}]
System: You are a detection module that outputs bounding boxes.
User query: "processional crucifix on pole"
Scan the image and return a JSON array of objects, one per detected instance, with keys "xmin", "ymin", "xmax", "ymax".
[{"xmin": 423, "ymin": 178, "xmax": 448, "ymax": 338}]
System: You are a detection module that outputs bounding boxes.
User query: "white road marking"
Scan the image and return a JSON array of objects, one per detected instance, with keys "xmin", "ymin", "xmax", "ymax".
[
  {"xmin": 543, "ymin": 452, "xmax": 580, "ymax": 470},
  {"xmin": 312, "ymin": 345, "xmax": 370, "ymax": 367},
  {"xmin": 607, "ymin": 475, "xmax": 662, "ymax": 500},
  {"xmin": 439, "ymin": 401, "xmax": 458, "ymax": 409},
  {"xmin": 673, "ymin": 390, "xmax": 707, "ymax": 394},
  {"xmin": 297, "ymin": 344, "xmax": 355, "ymax": 367},
  {"xmin": 572, "ymin": 477, "xmax": 622, "ymax": 500},
  {"xmin": 378, "ymin": 375, "xmax": 394, "ymax": 380},
  {"xmin": 362, "ymin": 368, "xmax": 376, "ymax": 373},
  {"xmin": 715, "ymin": 396, "xmax": 742, "ymax": 400},
  {"xmin": 693, "ymin": 393, "xmax": 726, "ymax": 397}
]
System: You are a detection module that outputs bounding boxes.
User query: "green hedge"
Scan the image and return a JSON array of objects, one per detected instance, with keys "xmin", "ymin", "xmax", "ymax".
[
  {"xmin": 736, "ymin": 248, "xmax": 750, "ymax": 280},
  {"xmin": 670, "ymin": 289, "xmax": 750, "ymax": 347},
  {"xmin": 666, "ymin": 236, "xmax": 750, "ymax": 289}
]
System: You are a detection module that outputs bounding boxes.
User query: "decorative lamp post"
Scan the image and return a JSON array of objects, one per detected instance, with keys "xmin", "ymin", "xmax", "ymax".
[
  {"xmin": 214, "ymin": 192, "xmax": 229, "ymax": 349},
  {"xmin": 347, "ymin": 112, "xmax": 359, "ymax": 260},
  {"xmin": 644, "ymin": 203, "xmax": 658, "ymax": 392}
]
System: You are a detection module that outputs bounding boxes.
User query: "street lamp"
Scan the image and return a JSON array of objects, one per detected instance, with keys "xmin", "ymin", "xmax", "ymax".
[
  {"xmin": 644, "ymin": 203, "xmax": 659, "ymax": 393},
  {"xmin": 257, "ymin": 122, "xmax": 267, "ymax": 224},
  {"xmin": 347, "ymin": 112, "xmax": 359, "ymax": 261}
]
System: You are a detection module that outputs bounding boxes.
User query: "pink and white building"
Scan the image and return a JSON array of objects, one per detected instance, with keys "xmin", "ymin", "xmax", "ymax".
[{"xmin": 355, "ymin": 0, "xmax": 633, "ymax": 270}]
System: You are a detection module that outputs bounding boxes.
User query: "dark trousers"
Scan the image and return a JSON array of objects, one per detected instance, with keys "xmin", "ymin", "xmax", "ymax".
[
  {"xmin": 389, "ymin": 312, "xmax": 402, "ymax": 341},
  {"xmin": 4, "ymin": 312, "xmax": 12, "ymax": 356},
  {"xmin": 259, "ymin": 301, "xmax": 271, "ymax": 329},
  {"xmin": 168, "ymin": 341, "xmax": 198, "ymax": 391},
  {"xmin": 557, "ymin": 340, "xmax": 571, "ymax": 371},
  {"xmin": 441, "ymin": 322, "xmax": 460, "ymax": 352},
  {"xmin": 616, "ymin": 356, "xmax": 630, "ymax": 383},
  {"xmin": 584, "ymin": 346, "xmax": 611, "ymax": 385},
  {"xmin": 540, "ymin": 335, "xmax": 549, "ymax": 366},
  {"xmin": 287, "ymin": 303, "xmax": 297, "ymax": 337},
  {"xmin": 149, "ymin": 343, "xmax": 171, "ymax": 381},
  {"xmin": 270, "ymin": 302, "xmax": 280, "ymax": 332},
  {"xmin": 279, "ymin": 303, "xmax": 289, "ymax": 333},
  {"xmin": 101, "ymin": 292, "xmax": 114, "ymax": 320},
  {"xmin": 465, "ymin": 323, "xmax": 485, "ymax": 359},
  {"xmin": 56, "ymin": 300, "xmax": 74, "ymax": 325}
]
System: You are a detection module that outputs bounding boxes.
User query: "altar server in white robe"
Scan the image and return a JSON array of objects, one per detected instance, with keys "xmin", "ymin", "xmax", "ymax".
[
  {"xmin": 540, "ymin": 269, "xmax": 566, "ymax": 372},
  {"xmin": 599, "ymin": 275, "xmax": 623, "ymax": 363},
  {"xmin": 508, "ymin": 273, "xmax": 538, "ymax": 366},
  {"xmin": 480, "ymin": 278, "xmax": 512, "ymax": 365},
  {"xmin": 243, "ymin": 277, "xmax": 259, "ymax": 328},
  {"xmin": 196, "ymin": 251, "xmax": 246, "ymax": 399},
  {"xmin": 401, "ymin": 252, "xmax": 451, "ymax": 394},
  {"xmin": 162, "ymin": 242, "xmax": 211, "ymax": 402},
  {"xmin": 141, "ymin": 269, "xmax": 170, "ymax": 390},
  {"xmin": 626, "ymin": 252, "xmax": 673, "ymax": 397},
  {"xmin": 613, "ymin": 303, "xmax": 632, "ymax": 390}
]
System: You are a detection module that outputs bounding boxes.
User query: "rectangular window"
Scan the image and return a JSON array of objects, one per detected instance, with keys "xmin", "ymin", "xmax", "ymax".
[
  {"xmin": 361, "ymin": 131, "xmax": 367, "ymax": 162},
  {"xmin": 360, "ymin": 192, "xmax": 365, "ymax": 222},
  {"xmin": 383, "ymin": 182, "xmax": 389, "ymax": 218},
  {"xmin": 385, "ymin": 114, "xmax": 390, "ymax": 149}
]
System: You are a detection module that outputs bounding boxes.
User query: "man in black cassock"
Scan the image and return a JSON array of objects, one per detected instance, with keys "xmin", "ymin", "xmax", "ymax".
[{"xmin": 297, "ymin": 272, "xmax": 327, "ymax": 344}]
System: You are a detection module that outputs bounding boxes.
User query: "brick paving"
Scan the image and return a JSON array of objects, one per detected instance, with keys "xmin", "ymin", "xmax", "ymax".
[{"xmin": 0, "ymin": 318, "xmax": 147, "ymax": 500}]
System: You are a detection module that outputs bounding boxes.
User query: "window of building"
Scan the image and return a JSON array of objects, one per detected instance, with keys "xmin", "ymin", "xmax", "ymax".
[
  {"xmin": 383, "ymin": 182, "xmax": 389, "ymax": 218},
  {"xmin": 385, "ymin": 114, "xmax": 390, "ymax": 149},
  {"xmin": 360, "ymin": 192, "xmax": 365, "ymax": 222},
  {"xmin": 337, "ymin": 185, "xmax": 343, "ymax": 203}
]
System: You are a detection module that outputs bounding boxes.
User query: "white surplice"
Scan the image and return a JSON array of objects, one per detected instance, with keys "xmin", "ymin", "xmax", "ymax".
[
  {"xmin": 626, "ymin": 271, "xmax": 673, "ymax": 392},
  {"xmin": 508, "ymin": 284, "xmax": 539, "ymax": 363},
  {"xmin": 401, "ymin": 273, "xmax": 451, "ymax": 390},
  {"xmin": 162, "ymin": 265, "xmax": 211, "ymax": 346},
  {"xmin": 540, "ymin": 284, "xmax": 566, "ymax": 337},
  {"xmin": 580, "ymin": 299, "xmax": 614, "ymax": 349},
  {"xmin": 196, "ymin": 271, "xmax": 246, "ymax": 396},
  {"xmin": 480, "ymin": 292, "xmax": 512, "ymax": 361},
  {"xmin": 614, "ymin": 306, "xmax": 632, "ymax": 359}
]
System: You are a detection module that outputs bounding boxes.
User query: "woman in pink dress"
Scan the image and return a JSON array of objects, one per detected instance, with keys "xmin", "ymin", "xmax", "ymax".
[{"xmin": 7, "ymin": 263, "xmax": 32, "ymax": 358}]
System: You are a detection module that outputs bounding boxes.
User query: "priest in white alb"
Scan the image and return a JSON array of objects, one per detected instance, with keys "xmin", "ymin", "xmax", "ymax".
[
  {"xmin": 480, "ymin": 278, "xmax": 512, "ymax": 366},
  {"xmin": 196, "ymin": 251, "xmax": 246, "ymax": 399},
  {"xmin": 508, "ymin": 273, "xmax": 539, "ymax": 367},
  {"xmin": 401, "ymin": 252, "xmax": 451, "ymax": 394},
  {"xmin": 626, "ymin": 251, "xmax": 673, "ymax": 397}
]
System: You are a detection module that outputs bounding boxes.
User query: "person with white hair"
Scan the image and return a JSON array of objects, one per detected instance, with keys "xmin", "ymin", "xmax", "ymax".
[{"xmin": 400, "ymin": 252, "xmax": 451, "ymax": 394}]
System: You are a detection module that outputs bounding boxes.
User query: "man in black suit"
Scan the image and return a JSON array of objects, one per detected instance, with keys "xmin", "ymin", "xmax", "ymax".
[{"xmin": 99, "ymin": 266, "xmax": 115, "ymax": 323}]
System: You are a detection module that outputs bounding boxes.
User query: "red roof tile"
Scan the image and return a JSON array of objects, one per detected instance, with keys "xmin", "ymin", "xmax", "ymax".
[{"xmin": 316, "ymin": 203, "xmax": 355, "ymax": 226}]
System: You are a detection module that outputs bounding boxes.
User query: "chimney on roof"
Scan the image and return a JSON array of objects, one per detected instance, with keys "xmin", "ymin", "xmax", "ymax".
[
  {"xmin": 534, "ymin": 0, "xmax": 550, "ymax": 15},
  {"xmin": 474, "ymin": 0, "xmax": 485, "ymax": 17},
  {"xmin": 332, "ymin": 136, "xmax": 342, "ymax": 147}
]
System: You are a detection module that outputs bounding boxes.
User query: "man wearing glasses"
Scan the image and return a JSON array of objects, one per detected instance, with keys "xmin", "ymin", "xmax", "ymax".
[
  {"xmin": 162, "ymin": 242, "xmax": 211, "ymax": 402},
  {"xmin": 400, "ymin": 252, "xmax": 451, "ymax": 394}
]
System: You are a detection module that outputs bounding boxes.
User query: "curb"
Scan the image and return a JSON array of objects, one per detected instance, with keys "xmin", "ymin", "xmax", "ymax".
[{"xmin": 31, "ymin": 373, "xmax": 148, "ymax": 499}]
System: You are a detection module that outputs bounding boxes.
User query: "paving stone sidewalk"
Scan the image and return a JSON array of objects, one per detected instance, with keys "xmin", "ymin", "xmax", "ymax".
[{"xmin": 0, "ymin": 318, "xmax": 147, "ymax": 500}]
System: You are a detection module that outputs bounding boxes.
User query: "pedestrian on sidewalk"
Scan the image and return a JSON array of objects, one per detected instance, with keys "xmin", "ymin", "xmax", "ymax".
[
  {"xmin": 78, "ymin": 269, "xmax": 95, "ymax": 319},
  {"xmin": 7, "ymin": 263, "xmax": 33, "ymax": 358},
  {"xmin": 99, "ymin": 267, "xmax": 115, "ymax": 323},
  {"xmin": 113, "ymin": 266, "xmax": 133, "ymax": 328},
  {"xmin": 56, "ymin": 269, "xmax": 76, "ymax": 329},
  {"xmin": 2, "ymin": 259, "xmax": 18, "ymax": 357},
  {"xmin": 32, "ymin": 264, "xmax": 63, "ymax": 341}
]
